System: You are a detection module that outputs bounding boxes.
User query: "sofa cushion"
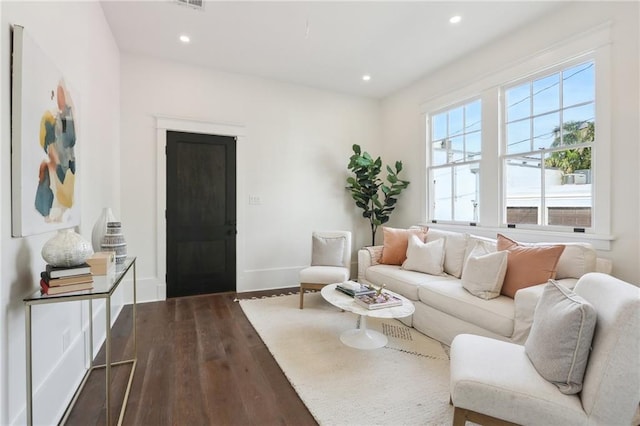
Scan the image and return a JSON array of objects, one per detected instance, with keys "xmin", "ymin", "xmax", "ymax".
[
  {"xmin": 426, "ymin": 229, "xmax": 469, "ymax": 278},
  {"xmin": 365, "ymin": 264, "xmax": 457, "ymax": 301},
  {"xmin": 418, "ymin": 281, "xmax": 515, "ymax": 337},
  {"xmin": 498, "ymin": 234, "xmax": 565, "ymax": 298},
  {"xmin": 462, "ymin": 242, "xmax": 508, "ymax": 300},
  {"xmin": 380, "ymin": 227, "xmax": 427, "ymax": 266},
  {"xmin": 402, "ymin": 235, "xmax": 445, "ymax": 276},
  {"xmin": 525, "ymin": 280, "xmax": 597, "ymax": 395},
  {"xmin": 526, "ymin": 242, "xmax": 596, "ymax": 279}
]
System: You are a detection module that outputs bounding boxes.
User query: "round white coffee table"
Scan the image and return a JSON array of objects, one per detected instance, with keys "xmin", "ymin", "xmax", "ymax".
[{"xmin": 320, "ymin": 283, "xmax": 415, "ymax": 350}]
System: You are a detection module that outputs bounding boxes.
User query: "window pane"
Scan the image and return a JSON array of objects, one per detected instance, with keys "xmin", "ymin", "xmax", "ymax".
[
  {"xmin": 545, "ymin": 147, "xmax": 592, "ymax": 227},
  {"xmin": 432, "ymin": 140, "xmax": 448, "ymax": 166},
  {"xmin": 506, "ymin": 84, "xmax": 530, "ymax": 121},
  {"xmin": 449, "ymin": 136, "xmax": 464, "ymax": 163},
  {"xmin": 563, "ymin": 104, "xmax": 595, "ymax": 144},
  {"xmin": 466, "ymin": 131, "xmax": 481, "ymax": 159},
  {"xmin": 449, "ymin": 106, "xmax": 464, "ymax": 136},
  {"xmin": 533, "ymin": 73, "xmax": 560, "ymax": 115},
  {"xmin": 454, "ymin": 164, "xmax": 480, "ymax": 222},
  {"xmin": 545, "ymin": 147, "xmax": 591, "ymax": 176},
  {"xmin": 563, "ymin": 62, "xmax": 595, "ymax": 107},
  {"xmin": 506, "ymin": 119, "xmax": 531, "ymax": 154},
  {"xmin": 533, "ymin": 112, "xmax": 560, "ymax": 149},
  {"xmin": 432, "ymin": 113, "xmax": 447, "ymax": 142},
  {"xmin": 505, "ymin": 155, "xmax": 541, "ymax": 225},
  {"xmin": 465, "ymin": 100, "xmax": 482, "ymax": 132},
  {"xmin": 432, "ymin": 168, "xmax": 452, "ymax": 220}
]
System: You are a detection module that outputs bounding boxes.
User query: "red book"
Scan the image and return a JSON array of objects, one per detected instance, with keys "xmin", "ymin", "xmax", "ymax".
[{"xmin": 40, "ymin": 279, "xmax": 93, "ymax": 295}]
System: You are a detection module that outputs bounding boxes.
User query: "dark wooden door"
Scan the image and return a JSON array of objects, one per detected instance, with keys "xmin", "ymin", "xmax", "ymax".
[{"xmin": 166, "ymin": 131, "xmax": 236, "ymax": 297}]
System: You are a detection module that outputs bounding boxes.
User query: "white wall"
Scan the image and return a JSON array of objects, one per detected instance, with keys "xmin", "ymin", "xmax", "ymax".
[
  {"xmin": 120, "ymin": 54, "xmax": 382, "ymax": 297},
  {"xmin": 0, "ymin": 2, "xmax": 120, "ymax": 424},
  {"xmin": 381, "ymin": 2, "xmax": 640, "ymax": 284}
]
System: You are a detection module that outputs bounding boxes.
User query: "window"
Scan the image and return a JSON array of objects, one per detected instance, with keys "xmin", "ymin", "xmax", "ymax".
[
  {"xmin": 428, "ymin": 99, "xmax": 481, "ymax": 223},
  {"xmin": 503, "ymin": 61, "xmax": 594, "ymax": 228}
]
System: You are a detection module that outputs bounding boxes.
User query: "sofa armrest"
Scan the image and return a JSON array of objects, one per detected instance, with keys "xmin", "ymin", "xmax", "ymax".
[
  {"xmin": 511, "ymin": 283, "xmax": 547, "ymax": 344},
  {"xmin": 596, "ymin": 257, "xmax": 612, "ymax": 274},
  {"xmin": 357, "ymin": 246, "xmax": 383, "ymax": 283}
]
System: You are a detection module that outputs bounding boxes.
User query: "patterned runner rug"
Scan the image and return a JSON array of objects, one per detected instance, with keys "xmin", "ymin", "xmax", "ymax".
[{"xmin": 239, "ymin": 292, "xmax": 454, "ymax": 425}]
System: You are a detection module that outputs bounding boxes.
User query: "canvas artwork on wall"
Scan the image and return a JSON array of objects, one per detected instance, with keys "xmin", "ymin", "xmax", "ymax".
[{"xmin": 11, "ymin": 25, "xmax": 81, "ymax": 237}]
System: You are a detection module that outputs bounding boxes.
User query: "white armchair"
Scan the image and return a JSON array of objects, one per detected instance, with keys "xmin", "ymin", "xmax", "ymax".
[
  {"xmin": 450, "ymin": 272, "xmax": 640, "ymax": 425},
  {"xmin": 299, "ymin": 231, "xmax": 351, "ymax": 309}
]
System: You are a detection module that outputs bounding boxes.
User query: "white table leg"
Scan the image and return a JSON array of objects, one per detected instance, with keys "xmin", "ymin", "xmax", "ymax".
[{"xmin": 340, "ymin": 315, "xmax": 388, "ymax": 350}]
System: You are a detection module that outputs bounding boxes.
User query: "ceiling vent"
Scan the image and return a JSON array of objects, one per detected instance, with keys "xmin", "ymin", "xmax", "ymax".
[{"xmin": 175, "ymin": 0, "xmax": 204, "ymax": 11}]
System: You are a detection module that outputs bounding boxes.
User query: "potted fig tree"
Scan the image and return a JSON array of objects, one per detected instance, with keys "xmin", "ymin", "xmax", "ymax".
[{"xmin": 346, "ymin": 144, "xmax": 410, "ymax": 246}]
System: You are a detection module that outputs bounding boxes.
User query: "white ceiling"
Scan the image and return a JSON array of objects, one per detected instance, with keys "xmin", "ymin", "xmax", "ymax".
[{"xmin": 100, "ymin": 1, "xmax": 566, "ymax": 99}]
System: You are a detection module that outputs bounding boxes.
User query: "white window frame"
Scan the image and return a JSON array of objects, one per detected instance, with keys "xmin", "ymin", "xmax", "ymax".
[
  {"xmin": 500, "ymin": 57, "xmax": 596, "ymax": 232},
  {"xmin": 427, "ymin": 97, "xmax": 482, "ymax": 224},
  {"xmin": 421, "ymin": 24, "xmax": 612, "ymax": 249}
]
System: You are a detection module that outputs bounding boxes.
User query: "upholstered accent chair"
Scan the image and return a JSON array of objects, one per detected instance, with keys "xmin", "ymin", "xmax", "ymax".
[
  {"xmin": 299, "ymin": 231, "xmax": 351, "ymax": 309},
  {"xmin": 450, "ymin": 272, "xmax": 640, "ymax": 426}
]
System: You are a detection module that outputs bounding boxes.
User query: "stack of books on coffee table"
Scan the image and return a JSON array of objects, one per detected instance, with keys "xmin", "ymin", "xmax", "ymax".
[
  {"xmin": 40, "ymin": 263, "xmax": 94, "ymax": 295},
  {"xmin": 354, "ymin": 292, "xmax": 403, "ymax": 310},
  {"xmin": 336, "ymin": 281, "xmax": 375, "ymax": 297}
]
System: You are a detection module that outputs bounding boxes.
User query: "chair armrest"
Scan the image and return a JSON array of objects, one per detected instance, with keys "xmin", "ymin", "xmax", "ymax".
[
  {"xmin": 357, "ymin": 246, "xmax": 383, "ymax": 282},
  {"xmin": 511, "ymin": 283, "xmax": 546, "ymax": 344}
]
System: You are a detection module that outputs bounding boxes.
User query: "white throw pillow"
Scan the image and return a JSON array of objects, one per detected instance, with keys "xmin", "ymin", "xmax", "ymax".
[
  {"xmin": 311, "ymin": 235, "xmax": 345, "ymax": 267},
  {"xmin": 426, "ymin": 229, "xmax": 469, "ymax": 278},
  {"xmin": 401, "ymin": 235, "xmax": 445, "ymax": 275},
  {"xmin": 461, "ymin": 242, "xmax": 508, "ymax": 300}
]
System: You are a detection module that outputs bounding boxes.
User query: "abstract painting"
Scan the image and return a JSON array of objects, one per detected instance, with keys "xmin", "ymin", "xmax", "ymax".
[{"xmin": 11, "ymin": 25, "xmax": 81, "ymax": 236}]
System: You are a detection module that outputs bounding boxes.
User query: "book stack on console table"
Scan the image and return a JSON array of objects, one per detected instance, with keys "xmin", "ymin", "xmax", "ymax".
[{"xmin": 40, "ymin": 263, "xmax": 93, "ymax": 295}]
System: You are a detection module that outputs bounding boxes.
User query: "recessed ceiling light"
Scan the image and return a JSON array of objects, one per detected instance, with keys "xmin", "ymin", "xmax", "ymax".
[
  {"xmin": 362, "ymin": 75, "xmax": 371, "ymax": 82},
  {"xmin": 449, "ymin": 15, "xmax": 462, "ymax": 24},
  {"xmin": 179, "ymin": 34, "xmax": 191, "ymax": 43}
]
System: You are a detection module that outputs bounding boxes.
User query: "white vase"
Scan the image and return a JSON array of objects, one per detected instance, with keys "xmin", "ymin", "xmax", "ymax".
[
  {"xmin": 91, "ymin": 207, "xmax": 116, "ymax": 252},
  {"xmin": 42, "ymin": 229, "xmax": 94, "ymax": 267}
]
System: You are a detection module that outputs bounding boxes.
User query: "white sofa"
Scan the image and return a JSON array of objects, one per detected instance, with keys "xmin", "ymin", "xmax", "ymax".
[{"xmin": 357, "ymin": 228, "xmax": 612, "ymax": 345}]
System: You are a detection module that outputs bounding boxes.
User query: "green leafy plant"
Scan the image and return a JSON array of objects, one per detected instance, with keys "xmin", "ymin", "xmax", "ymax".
[
  {"xmin": 346, "ymin": 144, "xmax": 410, "ymax": 246},
  {"xmin": 545, "ymin": 121, "xmax": 593, "ymax": 175}
]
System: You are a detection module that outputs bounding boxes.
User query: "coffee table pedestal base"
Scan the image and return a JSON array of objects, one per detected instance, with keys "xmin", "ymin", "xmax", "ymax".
[{"xmin": 340, "ymin": 315, "xmax": 388, "ymax": 350}]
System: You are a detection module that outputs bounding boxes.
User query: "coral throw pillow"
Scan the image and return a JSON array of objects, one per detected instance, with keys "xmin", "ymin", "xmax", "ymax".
[
  {"xmin": 497, "ymin": 234, "xmax": 565, "ymax": 298},
  {"xmin": 380, "ymin": 227, "xmax": 427, "ymax": 266}
]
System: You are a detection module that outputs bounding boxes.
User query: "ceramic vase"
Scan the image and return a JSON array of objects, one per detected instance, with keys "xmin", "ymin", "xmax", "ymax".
[
  {"xmin": 101, "ymin": 222, "xmax": 127, "ymax": 265},
  {"xmin": 91, "ymin": 207, "xmax": 117, "ymax": 252},
  {"xmin": 42, "ymin": 228, "xmax": 94, "ymax": 267}
]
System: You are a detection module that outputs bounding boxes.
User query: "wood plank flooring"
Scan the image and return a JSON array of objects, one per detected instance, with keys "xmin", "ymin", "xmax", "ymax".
[{"xmin": 65, "ymin": 288, "xmax": 317, "ymax": 426}]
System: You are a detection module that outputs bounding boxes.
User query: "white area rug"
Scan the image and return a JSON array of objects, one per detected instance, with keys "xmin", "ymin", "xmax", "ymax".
[{"xmin": 239, "ymin": 292, "xmax": 454, "ymax": 425}]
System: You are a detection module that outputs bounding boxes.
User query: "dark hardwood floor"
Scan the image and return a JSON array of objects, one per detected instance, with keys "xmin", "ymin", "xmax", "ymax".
[{"xmin": 66, "ymin": 288, "xmax": 317, "ymax": 426}]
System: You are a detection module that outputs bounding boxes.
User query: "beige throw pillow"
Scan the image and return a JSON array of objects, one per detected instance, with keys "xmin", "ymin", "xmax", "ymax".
[
  {"xmin": 401, "ymin": 235, "xmax": 445, "ymax": 275},
  {"xmin": 461, "ymin": 242, "xmax": 508, "ymax": 300},
  {"xmin": 525, "ymin": 280, "xmax": 597, "ymax": 394},
  {"xmin": 497, "ymin": 234, "xmax": 565, "ymax": 298},
  {"xmin": 311, "ymin": 235, "xmax": 345, "ymax": 267}
]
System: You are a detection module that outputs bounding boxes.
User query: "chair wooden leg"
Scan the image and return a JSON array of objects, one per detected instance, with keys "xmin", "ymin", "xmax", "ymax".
[
  {"xmin": 452, "ymin": 406, "xmax": 520, "ymax": 426},
  {"xmin": 299, "ymin": 286, "xmax": 305, "ymax": 309},
  {"xmin": 453, "ymin": 407, "xmax": 467, "ymax": 426}
]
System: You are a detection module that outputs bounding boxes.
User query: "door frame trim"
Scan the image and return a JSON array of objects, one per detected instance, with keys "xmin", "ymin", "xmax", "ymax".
[{"xmin": 156, "ymin": 116, "xmax": 246, "ymax": 299}]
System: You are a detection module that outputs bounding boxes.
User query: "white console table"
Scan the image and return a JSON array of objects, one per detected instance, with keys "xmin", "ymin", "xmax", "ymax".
[{"xmin": 23, "ymin": 256, "xmax": 137, "ymax": 425}]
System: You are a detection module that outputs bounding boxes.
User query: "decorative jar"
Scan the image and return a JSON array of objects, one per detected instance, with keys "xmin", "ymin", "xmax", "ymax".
[
  {"xmin": 101, "ymin": 222, "xmax": 127, "ymax": 265},
  {"xmin": 41, "ymin": 228, "xmax": 94, "ymax": 267}
]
